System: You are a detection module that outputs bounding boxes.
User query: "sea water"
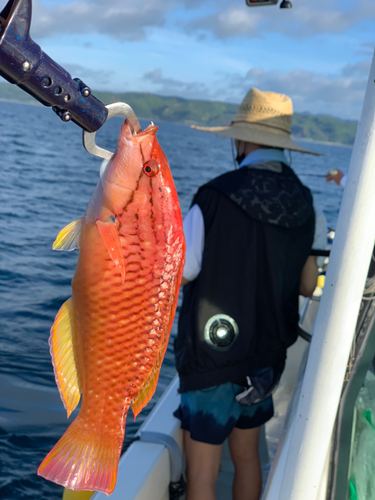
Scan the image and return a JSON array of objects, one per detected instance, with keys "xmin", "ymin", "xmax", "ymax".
[{"xmin": 0, "ymin": 100, "xmax": 349, "ymax": 499}]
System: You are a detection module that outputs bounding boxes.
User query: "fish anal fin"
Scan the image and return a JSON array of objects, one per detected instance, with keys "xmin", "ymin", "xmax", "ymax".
[
  {"xmin": 96, "ymin": 218, "xmax": 126, "ymax": 283},
  {"xmin": 63, "ymin": 490, "xmax": 94, "ymax": 499},
  {"xmin": 50, "ymin": 299, "xmax": 81, "ymax": 418},
  {"xmin": 53, "ymin": 218, "xmax": 83, "ymax": 251},
  {"xmin": 38, "ymin": 415, "xmax": 124, "ymax": 495},
  {"xmin": 131, "ymin": 365, "xmax": 161, "ymax": 419}
]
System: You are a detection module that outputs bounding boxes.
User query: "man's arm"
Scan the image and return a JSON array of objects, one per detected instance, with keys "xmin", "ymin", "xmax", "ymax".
[
  {"xmin": 300, "ymin": 256, "xmax": 318, "ymax": 297},
  {"xmin": 180, "ymin": 204, "xmax": 205, "ymax": 287},
  {"xmin": 325, "ymin": 169, "xmax": 346, "ymax": 187}
]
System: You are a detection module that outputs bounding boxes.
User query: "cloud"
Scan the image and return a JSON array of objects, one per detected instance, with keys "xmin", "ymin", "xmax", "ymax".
[
  {"xmin": 188, "ymin": 7, "xmax": 262, "ymax": 38},
  {"xmin": 282, "ymin": 0, "xmax": 375, "ymax": 37},
  {"xmin": 357, "ymin": 42, "xmax": 375, "ymax": 57},
  {"xmin": 31, "ymin": 0, "xmax": 177, "ymax": 41},
  {"xmin": 30, "ymin": 0, "xmax": 375, "ymax": 43},
  {"xmin": 185, "ymin": 0, "xmax": 375, "ymax": 40},
  {"xmin": 213, "ymin": 64, "xmax": 369, "ymax": 119},
  {"xmin": 63, "ymin": 63, "xmax": 115, "ymax": 86},
  {"xmin": 341, "ymin": 60, "xmax": 371, "ymax": 77},
  {"xmin": 143, "ymin": 68, "xmax": 211, "ymax": 100}
]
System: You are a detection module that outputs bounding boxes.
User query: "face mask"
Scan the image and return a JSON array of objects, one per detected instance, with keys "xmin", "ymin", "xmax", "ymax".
[{"xmin": 235, "ymin": 152, "xmax": 246, "ymax": 165}]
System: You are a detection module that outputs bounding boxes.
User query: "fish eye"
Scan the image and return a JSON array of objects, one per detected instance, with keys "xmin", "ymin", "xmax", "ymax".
[{"xmin": 143, "ymin": 160, "xmax": 159, "ymax": 177}]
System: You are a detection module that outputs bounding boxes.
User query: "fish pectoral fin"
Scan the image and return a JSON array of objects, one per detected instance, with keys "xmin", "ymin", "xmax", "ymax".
[
  {"xmin": 50, "ymin": 299, "xmax": 81, "ymax": 418},
  {"xmin": 131, "ymin": 363, "xmax": 162, "ymax": 419},
  {"xmin": 53, "ymin": 218, "xmax": 83, "ymax": 251},
  {"xmin": 96, "ymin": 218, "xmax": 126, "ymax": 283}
]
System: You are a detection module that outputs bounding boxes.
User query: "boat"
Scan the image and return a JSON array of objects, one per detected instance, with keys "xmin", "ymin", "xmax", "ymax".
[
  {"xmin": 2, "ymin": 1, "xmax": 375, "ymax": 497},
  {"xmin": 62, "ymin": 50, "xmax": 375, "ymax": 500}
]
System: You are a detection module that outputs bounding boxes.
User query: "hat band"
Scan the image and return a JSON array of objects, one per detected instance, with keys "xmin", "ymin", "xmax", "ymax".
[{"xmin": 230, "ymin": 120, "xmax": 291, "ymax": 135}]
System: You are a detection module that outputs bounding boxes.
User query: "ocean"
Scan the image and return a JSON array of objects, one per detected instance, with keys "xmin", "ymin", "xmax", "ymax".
[{"xmin": 0, "ymin": 100, "xmax": 349, "ymax": 499}]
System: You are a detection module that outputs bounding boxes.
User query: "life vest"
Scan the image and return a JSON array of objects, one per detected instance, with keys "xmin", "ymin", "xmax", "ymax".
[{"xmin": 174, "ymin": 162, "xmax": 315, "ymax": 392}]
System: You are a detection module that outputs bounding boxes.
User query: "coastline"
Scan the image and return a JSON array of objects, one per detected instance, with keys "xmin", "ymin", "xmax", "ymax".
[
  {"xmin": 292, "ymin": 136, "xmax": 353, "ymax": 149},
  {"xmin": 0, "ymin": 97, "xmax": 39, "ymax": 106},
  {"xmin": 0, "ymin": 97, "xmax": 354, "ymax": 148}
]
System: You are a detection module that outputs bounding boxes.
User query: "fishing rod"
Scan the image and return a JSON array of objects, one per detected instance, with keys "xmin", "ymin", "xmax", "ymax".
[
  {"xmin": 297, "ymin": 173, "xmax": 327, "ymax": 177},
  {"xmin": 246, "ymin": 0, "xmax": 292, "ymax": 9},
  {"xmin": 0, "ymin": 0, "xmax": 141, "ymax": 159}
]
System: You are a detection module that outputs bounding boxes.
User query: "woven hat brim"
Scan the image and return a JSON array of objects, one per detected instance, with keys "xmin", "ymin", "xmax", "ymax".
[{"xmin": 191, "ymin": 123, "xmax": 322, "ymax": 156}]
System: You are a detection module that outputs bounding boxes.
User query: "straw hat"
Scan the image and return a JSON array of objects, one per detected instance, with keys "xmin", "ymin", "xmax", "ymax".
[{"xmin": 192, "ymin": 88, "xmax": 321, "ymax": 155}]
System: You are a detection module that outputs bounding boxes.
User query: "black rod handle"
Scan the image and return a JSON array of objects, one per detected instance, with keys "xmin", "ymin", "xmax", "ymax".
[{"xmin": 0, "ymin": 0, "xmax": 108, "ymax": 132}]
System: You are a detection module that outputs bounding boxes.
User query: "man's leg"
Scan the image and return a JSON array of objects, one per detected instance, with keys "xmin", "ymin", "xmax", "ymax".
[
  {"xmin": 228, "ymin": 426, "xmax": 262, "ymax": 500},
  {"xmin": 184, "ymin": 430, "xmax": 223, "ymax": 500}
]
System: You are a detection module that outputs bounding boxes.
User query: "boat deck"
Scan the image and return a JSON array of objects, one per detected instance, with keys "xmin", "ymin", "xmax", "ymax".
[{"xmin": 216, "ymin": 337, "xmax": 308, "ymax": 499}]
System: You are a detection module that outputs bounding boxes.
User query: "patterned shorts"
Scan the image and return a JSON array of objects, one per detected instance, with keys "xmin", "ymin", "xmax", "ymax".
[{"xmin": 173, "ymin": 381, "xmax": 274, "ymax": 445}]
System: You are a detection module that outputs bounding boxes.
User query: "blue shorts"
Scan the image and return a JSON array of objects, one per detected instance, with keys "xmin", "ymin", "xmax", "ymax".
[{"xmin": 174, "ymin": 382, "xmax": 274, "ymax": 445}]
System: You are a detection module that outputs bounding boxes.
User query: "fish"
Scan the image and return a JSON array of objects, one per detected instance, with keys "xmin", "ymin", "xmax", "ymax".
[{"xmin": 37, "ymin": 119, "xmax": 185, "ymax": 495}]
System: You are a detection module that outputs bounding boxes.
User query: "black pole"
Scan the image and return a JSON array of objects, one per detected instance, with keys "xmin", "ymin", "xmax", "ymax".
[{"xmin": 0, "ymin": 0, "xmax": 108, "ymax": 132}]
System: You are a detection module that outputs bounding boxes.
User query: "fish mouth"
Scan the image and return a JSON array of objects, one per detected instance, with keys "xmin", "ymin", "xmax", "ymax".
[{"xmin": 134, "ymin": 124, "xmax": 158, "ymax": 139}]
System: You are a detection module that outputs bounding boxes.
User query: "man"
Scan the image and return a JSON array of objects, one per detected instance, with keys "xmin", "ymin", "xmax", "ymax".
[{"xmin": 174, "ymin": 88, "xmax": 326, "ymax": 500}]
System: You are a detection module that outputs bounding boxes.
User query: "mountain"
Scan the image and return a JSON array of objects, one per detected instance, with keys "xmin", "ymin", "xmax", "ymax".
[{"xmin": 0, "ymin": 82, "xmax": 357, "ymax": 145}]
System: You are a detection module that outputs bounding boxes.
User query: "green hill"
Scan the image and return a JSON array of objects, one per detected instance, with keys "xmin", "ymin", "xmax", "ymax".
[
  {"xmin": 291, "ymin": 113, "xmax": 357, "ymax": 146},
  {"xmin": 0, "ymin": 82, "xmax": 357, "ymax": 145}
]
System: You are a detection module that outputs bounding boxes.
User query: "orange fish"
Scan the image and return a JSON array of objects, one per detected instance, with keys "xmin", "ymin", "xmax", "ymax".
[{"xmin": 38, "ymin": 120, "xmax": 185, "ymax": 494}]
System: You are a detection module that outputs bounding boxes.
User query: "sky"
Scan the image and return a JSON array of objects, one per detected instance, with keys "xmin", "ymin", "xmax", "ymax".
[{"xmin": 1, "ymin": 0, "xmax": 375, "ymax": 120}]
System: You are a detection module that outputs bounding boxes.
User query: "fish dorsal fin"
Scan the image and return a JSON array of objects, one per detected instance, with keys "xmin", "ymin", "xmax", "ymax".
[
  {"xmin": 131, "ymin": 361, "xmax": 162, "ymax": 419},
  {"xmin": 96, "ymin": 218, "xmax": 126, "ymax": 283},
  {"xmin": 53, "ymin": 218, "xmax": 83, "ymax": 251},
  {"xmin": 50, "ymin": 299, "xmax": 81, "ymax": 418}
]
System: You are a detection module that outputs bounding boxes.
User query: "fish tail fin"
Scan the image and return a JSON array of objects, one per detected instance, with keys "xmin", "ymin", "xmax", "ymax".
[{"xmin": 38, "ymin": 416, "xmax": 124, "ymax": 495}]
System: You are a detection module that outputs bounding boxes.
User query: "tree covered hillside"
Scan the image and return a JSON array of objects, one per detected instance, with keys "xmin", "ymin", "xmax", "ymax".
[{"xmin": 292, "ymin": 113, "xmax": 357, "ymax": 145}]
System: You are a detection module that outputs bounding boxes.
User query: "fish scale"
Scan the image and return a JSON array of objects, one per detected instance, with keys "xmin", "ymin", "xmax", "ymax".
[{"xmin": 38, "ymin": 120, "xmax": 185, "ymax": 494}]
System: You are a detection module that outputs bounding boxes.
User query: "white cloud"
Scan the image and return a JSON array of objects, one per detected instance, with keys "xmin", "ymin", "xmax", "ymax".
[
  {"xmin": 341, "ymin": 60, "xmax": 371, "ymax": 77},
  {"xmin": 188, "ymin": 7, "xmax": 262, "ymax": 38},
  {"xmin": 185, "ymin": 0, "xmax": 375, "ymax": 40},
  {"xmin": 31, "ymin": 0, "xmax": 177, "ymax": 41},
  {"xmin": 63, "ymin": 63, "xmax": 115, "ymax": 85},
  {"xmin": 214, "ymin": 64, "xmax": 369, "ymax": 119},
  {"xmin": 357, "ymin": 43, "xmax": 375, "ymax": 57},
  {"xmin": 143, "ymin": 68, "xmax": 210, "ymax": 100},
  {"xmin": 30, "ymin": 0, "xmax": 375, "ymax": 42}
]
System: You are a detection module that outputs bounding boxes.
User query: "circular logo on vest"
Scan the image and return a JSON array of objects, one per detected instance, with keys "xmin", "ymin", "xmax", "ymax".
[{"xmin": 203, "ymin": 314, "xmax": 239, "ymax": 351}]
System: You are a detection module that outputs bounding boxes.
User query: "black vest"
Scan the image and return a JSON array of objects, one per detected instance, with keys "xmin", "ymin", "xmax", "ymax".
[{"xmin": 174, "ymin": 163, "xmax": 315, "ymax": 392}]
